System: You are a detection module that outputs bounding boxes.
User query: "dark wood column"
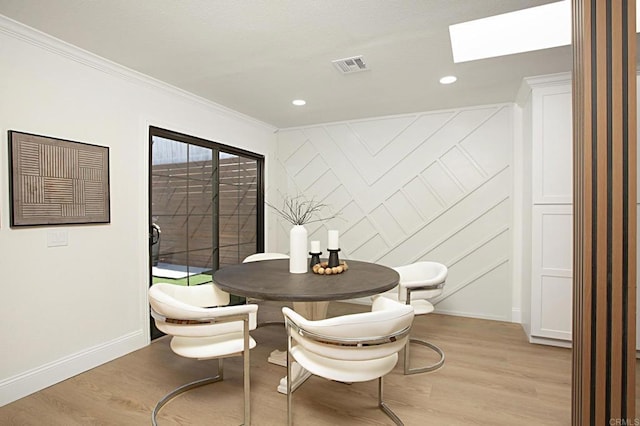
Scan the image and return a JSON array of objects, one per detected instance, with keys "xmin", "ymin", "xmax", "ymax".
[{"xmin": 572, "ymin": 1, "xmax": 637, "ymax": 425}]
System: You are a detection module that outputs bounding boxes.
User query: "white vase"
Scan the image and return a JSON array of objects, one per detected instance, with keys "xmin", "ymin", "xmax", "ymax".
[{"xmin": 289, "ymin": 225, "xmax": 308, "ymax": 273}]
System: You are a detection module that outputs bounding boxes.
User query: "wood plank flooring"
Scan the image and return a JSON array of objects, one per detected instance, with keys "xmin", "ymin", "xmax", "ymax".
[{"xmin": 0, "ymin": 301, "xmax": 637, "ymax": 425}]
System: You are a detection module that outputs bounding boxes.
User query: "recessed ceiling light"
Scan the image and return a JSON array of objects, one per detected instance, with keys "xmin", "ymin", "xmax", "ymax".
[
  {"xmin": 439, "ymin": 76, "xmax": 457, "ymax": 85},
  {"xmin": 292, "ymin": 99, "xmax": 306, "ymax": 106}
]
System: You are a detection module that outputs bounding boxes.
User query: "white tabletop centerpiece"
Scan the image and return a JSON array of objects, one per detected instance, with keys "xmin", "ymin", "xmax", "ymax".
[{"xmin": 267, "ymin": 195, "xmax": 339, "ymax": 274}]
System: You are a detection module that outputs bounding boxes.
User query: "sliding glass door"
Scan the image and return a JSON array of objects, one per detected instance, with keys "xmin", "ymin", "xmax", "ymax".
[
  {"xmin": 219, "ymin": 153, "xmax": 261, "ymax": 266},
  {"xmin": 148, "ymin": 127, "xmax": 263, "ymax": 338}
]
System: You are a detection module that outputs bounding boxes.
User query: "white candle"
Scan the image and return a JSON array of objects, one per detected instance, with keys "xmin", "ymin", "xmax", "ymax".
[
  {"xmin": 328, "ymin": 230, "xmax": 339, "ymax": 250},
  {"xmin": 310, "ymin": 240, "xmax": 320, "ymax": 253}
]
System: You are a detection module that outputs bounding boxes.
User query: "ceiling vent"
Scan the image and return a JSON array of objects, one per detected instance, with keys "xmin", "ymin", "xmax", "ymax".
[{"xmin": 331, "ymin": 56, "xmax": 369, "ymax": 74}]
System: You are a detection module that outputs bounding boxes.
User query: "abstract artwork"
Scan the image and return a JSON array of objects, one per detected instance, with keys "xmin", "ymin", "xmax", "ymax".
[{"xmin": 9, "ymin": 131, "xmax": 110, "ymax": 226}]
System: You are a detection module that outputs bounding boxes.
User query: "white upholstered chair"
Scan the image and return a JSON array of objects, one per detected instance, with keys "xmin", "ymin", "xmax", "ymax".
[
  {"xmin": 383, "ymin": 261, "xmax": 447, "ymax": 374},
  {"xmin": 242, "ymin": 252, "xmax": 290, "ymax": 326},
  {"xmin": 283, "ymin": 295, "xmax": 414, "ymax": 425},
  {"xmin": 149, "ymin": 283, "xmax": 258, "ymax": 425},
  {"xmin": 243, "ymin": 252, "xmax": 290, "ymax": 263}
]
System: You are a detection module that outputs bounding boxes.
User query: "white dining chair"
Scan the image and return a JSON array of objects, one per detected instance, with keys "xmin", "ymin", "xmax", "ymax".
[
  {"xmin": 382, "ymin": 261, "xmax": 447, "ymax": 375},
  {"xmin": 242, "ymin": 252, "xmax": 290, "ymax": 327},
  {"xmin": 283, "ymin": 295, "xmax": 414, "ymax": 425},
  {"xmin": 149, "ymin": 282, "xmax": 258, "ymax": 425},
  {"xmin": 243, "ymin": 252, "xmax": 290, "ymax": 263}
]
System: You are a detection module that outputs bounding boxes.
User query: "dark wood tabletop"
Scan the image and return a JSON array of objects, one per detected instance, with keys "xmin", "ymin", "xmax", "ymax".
[{"xmin": 213, "ymin": 259, "xmax": 399, "ymax": 302}]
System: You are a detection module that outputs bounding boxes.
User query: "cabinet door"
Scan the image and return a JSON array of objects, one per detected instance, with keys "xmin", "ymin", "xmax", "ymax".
[
  {"xmin": 531, "ymin": 86, "xmax": 573, "ymax": 204},
  {"xmin": 531, "ymin": 205, "xmax": 573, "ymax": 340}
]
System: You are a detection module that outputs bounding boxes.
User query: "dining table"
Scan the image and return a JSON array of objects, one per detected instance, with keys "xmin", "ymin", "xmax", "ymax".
[{"xmin": 213, "ymin": 258, "xmax": 399, "ymax": 393}]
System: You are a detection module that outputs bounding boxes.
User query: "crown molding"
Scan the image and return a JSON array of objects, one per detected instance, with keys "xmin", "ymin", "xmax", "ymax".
[
  {"xmin": 0, "ymin": 14, "xmax": 276, "ymax": 132},
  {"xmin": 515, "ymin": 72, "xmax": 572, "ymax": 107}
]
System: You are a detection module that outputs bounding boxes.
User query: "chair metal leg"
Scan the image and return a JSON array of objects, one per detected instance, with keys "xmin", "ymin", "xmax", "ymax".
[
  {"xmin": 286, "ymin": 339, "xmax": 293, "ymax": 426},
  {"xmin": 378, "ymin": 376, "xmax": 404, "ymax": 425},
  {"xmin": 403, "ymin": 289, "xmax": 445, "ymax": 375},
  {"xmin": 243, "ymin": 316, "xmax": 251, "ymax": 426},
  {"xmin": 403, "ymin": 337, "xmax": 445, "ymax": 375},
  {"xmin": 153, "ymin": 331, "xmax": 253, "ymax": 426},
  {"xmin": 152, "ymin": 359, "xmax": 224, "ymax": 426}
]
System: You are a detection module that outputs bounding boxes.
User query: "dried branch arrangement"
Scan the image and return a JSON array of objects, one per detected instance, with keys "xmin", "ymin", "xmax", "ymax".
[{"xmin": 267, "ymin": 195, "xmax": 339, "ymax": 225}]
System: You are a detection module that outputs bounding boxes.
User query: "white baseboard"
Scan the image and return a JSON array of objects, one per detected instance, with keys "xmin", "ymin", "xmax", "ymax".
[
  {"xmin": 434, "ymin": 308, "xmax": 509, "ymax": 322},
  {"xmin": 511, "ymin": 308, "xmax": 522, "ymax": 323},
  {"xmin": 528, "ymin": 335, "xmax": 572, "ymax": 349},
  {"xmin": 345, "ymin": 299, "xmax": 511, "ymax": 323},
  {"xmin": 529, "ymin": 336, "xmax": 640, "ymax": 353},
  {"xmin": 0, "ymin": 330, "xmax": 147, "ymax": 407}
]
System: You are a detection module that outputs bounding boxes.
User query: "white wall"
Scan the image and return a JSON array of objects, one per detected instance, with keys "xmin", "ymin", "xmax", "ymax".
[
  {"xmin": 0, "ymin": 17, "xmax": 276, "ymax": 405},
  {"xmin": 274, "ymin": 104, "xmax": 515, "ymax": 321}
]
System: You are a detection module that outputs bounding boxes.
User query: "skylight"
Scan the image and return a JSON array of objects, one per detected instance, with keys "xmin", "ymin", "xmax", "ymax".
[
  {"xmin": 449, "ymin": 1, "xmax": 570, "ymax": 63},
  {"xmin": 449, "ymin": 0, "xmax": 640, "ymax": 63}
]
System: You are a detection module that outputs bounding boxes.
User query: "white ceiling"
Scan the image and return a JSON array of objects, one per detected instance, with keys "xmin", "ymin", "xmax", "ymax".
[{"xmin": 0, "ymin": 0, "xmax": 574, "ymax": 128}]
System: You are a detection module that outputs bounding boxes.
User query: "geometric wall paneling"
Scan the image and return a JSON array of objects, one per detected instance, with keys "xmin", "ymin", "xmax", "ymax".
[
  {"xmin": 401, "ymin": 176, "xmax": 443, "ymax": 222},
  {"xmin": 422, "ymin": 161, "xmax": 465, "ymax": 205},
  {"xmin": 349, "ymin": 234, "xmax": 390, "ymax": 263},
  {"xmin": 8, "ymin": 130, "xmax": 110, "ymax": 226},
  {"xmin": 378, "ymin": 169, "xmax": 511, "ymax": 267},
  {"xmin": 283, "ymin": 141, "xmax": 318, "ymax": 179},
  {"xmin": 349, "ymin": 115, "xmax": 418, "ymax": 155},
  {"xmin": 422, "ymin": 199, "xmax": 511, "ymax": 269},
  {"xmin": 276, "ymin": 103, "xmax": 514, "ymax": 321},
  {"xmin": 369, "ymin": 203, "xmax": 407, "ymax": 246},
  {"xmin": 384, "ymin": 190, "xmax": 423, "ymax": 235},
  {"xmin": 341, "ymin": 215, "xmax": 380, "ymax": 253},
  {"xmin": 435, "ymin": 223, "xmax": 510, "ymax": 291},
  {"xmin": 439, "ymin": 146, "xmax": 485, "ymax": 190},
  {"xmin": 435, "ymin": 260, "xmax": 511, "ymax": 320},
  {"xmin": 459, "ymin": 106, "xmax": 512, "ymax": 176},
  {"xmin": 293, "ymin": 154, "xmax": 330, "ymax": 192},
  {"xmin": 327, "ymin": 112, "xmax": 454, "ymax": 185},
  {"xmin": 277, "ymin": 129, "xmax": 308, "ymax": 161}
]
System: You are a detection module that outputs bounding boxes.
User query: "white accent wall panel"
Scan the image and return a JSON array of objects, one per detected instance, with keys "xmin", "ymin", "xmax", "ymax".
[{"xmin": 275, "ymin": 105, "xmax": 514, "ymax": 321}]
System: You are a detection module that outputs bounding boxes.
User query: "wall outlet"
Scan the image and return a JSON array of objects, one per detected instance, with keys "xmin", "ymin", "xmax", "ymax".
[{"xmin": 47, "ymin": 230, "xmax": 68, "ymax": 247}]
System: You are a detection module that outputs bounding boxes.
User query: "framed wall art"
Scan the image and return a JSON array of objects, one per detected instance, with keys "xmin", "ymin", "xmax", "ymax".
[{"xmin": 9, "ymin": 131, "xmax": 110, "ymax": 227}]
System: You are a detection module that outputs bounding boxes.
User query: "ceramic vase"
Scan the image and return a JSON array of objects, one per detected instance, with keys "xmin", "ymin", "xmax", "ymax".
[{"xmin": 289, "ymin": 225, "xmax": 308, "ymax": 273}]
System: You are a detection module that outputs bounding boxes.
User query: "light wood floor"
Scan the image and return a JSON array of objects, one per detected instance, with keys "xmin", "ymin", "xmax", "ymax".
[{"xmin": 1, "ymin": 301, "xmax": 638, "ymax": 425}]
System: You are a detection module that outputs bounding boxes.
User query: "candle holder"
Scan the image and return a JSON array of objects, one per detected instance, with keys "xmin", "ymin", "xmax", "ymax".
[
  {"xmin": 327, "ymin": 248, "xmax": 341, "ymax": 268},
  {"xmin": 309, "ymin": 251, "xmax": 322, "ymax": 269}
]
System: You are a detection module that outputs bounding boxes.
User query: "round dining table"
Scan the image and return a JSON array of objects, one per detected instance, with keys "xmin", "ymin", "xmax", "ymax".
[
  {"xmin": 213, "ymin": 258, "xmax": 399, "ymax": 313},
  {"xmin": 213, "ymin": 258, "xmax": 400, "ymax": 394}
]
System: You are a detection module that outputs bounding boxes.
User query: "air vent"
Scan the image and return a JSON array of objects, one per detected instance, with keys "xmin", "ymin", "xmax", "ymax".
[{"xmin": 331, "ymin": 55, "xmax": 369, "ymax": 74}]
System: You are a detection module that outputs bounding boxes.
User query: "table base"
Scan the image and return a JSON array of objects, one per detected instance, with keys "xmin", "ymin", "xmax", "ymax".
[{"xmin": 271, "ymin": 301, "xmax": 329, "ymax": 394}]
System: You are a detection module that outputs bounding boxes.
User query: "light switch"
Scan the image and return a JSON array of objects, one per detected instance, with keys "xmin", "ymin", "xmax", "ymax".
[{"xmin": 47, "ymin": 230, "xmax": 68, "ymax": 247}]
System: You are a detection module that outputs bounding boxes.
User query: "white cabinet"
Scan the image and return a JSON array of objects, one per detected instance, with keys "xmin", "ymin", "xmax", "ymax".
[
  {"xmin": 531, "ymin": 204, "xmax": 573, "ymax": 342},
  {"xmin": 520, "ymin": 73, "xmax": 640, "ymax": 350},
  {"xmin": 521, "ymin": 76, "xmax": 574, "ymax": 346}
]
